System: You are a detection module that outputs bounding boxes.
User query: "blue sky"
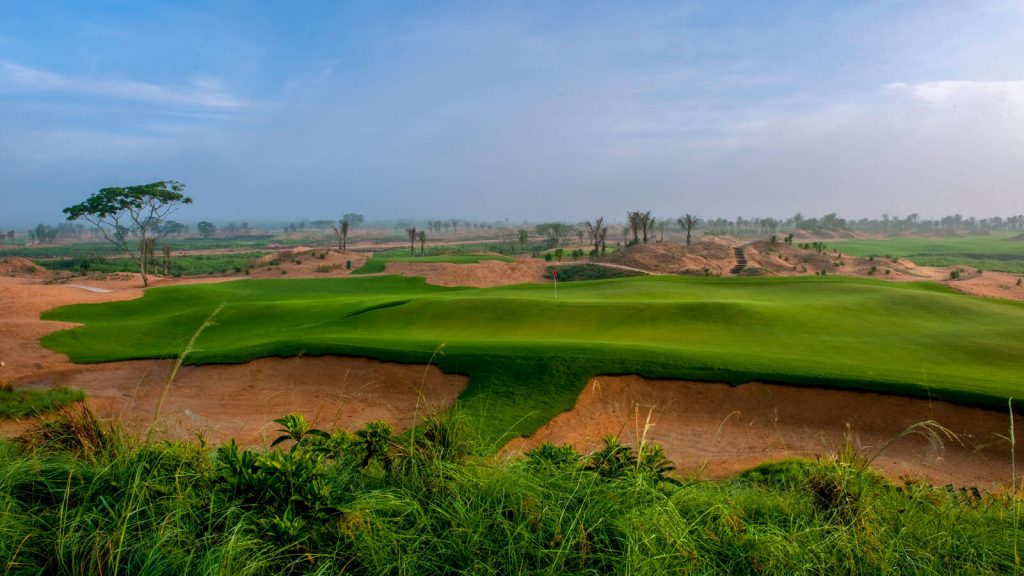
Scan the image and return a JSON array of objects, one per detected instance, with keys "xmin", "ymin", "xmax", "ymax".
[{"xmin": 2, "ymin": 1, "xmax": 1023, "ymax": 226}]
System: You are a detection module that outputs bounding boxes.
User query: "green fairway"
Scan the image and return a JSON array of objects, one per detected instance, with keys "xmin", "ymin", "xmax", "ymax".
[
  {"xmin": 352, "ymin": 253, "xmax": 515, "ymax": 274},
  {"xmin": 831, "ymin": 234, "xmax": 1024, "ymax": 273},
  {"xmin": 41, "ymin": 275, "xmax": 1024, "ymax": 444}
]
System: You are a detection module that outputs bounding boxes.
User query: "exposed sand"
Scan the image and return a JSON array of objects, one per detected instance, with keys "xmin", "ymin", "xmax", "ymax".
[
  {"xmin": 505, "ymin": 376, "xmax": 1015, "ymax": 489},
  {"xmin": 383, "ymin": 258, "xmax": 547, "ymax": 287},
  {"xmin": 10, "ymin": 357, "xmax": 466, "ymax": 446}
]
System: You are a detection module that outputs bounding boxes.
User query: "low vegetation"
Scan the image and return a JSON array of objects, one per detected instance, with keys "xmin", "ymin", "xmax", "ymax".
[
  {"xmin": 40, "ymin": 275, "xmax": 1024, "ymax": 444},
  {"xmin": 544, "ymin": 263, "xmax": 644, "ymax": 282},
  {"xmin": 0, "ymin": 407, "xmax": 1018, "ymax": 575},
  {"xmin": 0, "ymin": 386, "xmax": 84, "ymax": 418},
  {"xmin": 39, "ymin": 252, "xmax": 269, "ymax": 276}
]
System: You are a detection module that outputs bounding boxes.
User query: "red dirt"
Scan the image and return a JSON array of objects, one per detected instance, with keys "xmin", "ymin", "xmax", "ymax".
[
  {"xmin": 10, "ymin": 357, "xmax": 466, "ymax": 447},
  {"xmin": 505, "ymin": 376, "xmax": 1015, "ymax": 489},
  {"xmin": 383, "ymin": 258, "xmax": 547, "ymax": 287},
  {"xmin": 0, "ymin": 256, "xmax": 49, "ymax": 278}
]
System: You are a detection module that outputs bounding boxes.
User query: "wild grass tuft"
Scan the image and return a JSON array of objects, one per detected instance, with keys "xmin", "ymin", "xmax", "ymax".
[{"xmin": 0, "ymin": 409, "xmax": 1021, "ymax": 574}]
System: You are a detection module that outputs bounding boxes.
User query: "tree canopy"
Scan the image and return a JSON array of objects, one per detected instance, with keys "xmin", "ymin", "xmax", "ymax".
[{"xmin": 63, "ymin": 181, "xmax": 192, "ymax": 286}]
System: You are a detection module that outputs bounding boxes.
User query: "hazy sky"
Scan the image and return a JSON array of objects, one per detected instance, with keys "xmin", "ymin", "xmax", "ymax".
[{"xmin": 2, "ymin": 1, "xmax": 1023, "ymax": 227}]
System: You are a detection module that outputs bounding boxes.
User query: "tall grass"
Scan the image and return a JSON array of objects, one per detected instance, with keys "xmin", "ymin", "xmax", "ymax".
[{"xmin": 0, "ymin": 405, "xmax": 1020, "ymax": 575}]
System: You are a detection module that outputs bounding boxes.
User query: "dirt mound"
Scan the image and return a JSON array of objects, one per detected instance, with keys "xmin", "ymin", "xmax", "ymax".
[
  {"xmin": 248, "ymin": 248, "xmax": 369, "ymax": 279},
  {"xmin": 384, "ymin": 258, "xmax": 546, "ymax": 287},
  {"xmin": 743, "ymin": 240, "xmax": 920, "ymax": 278},
  {"xmin": 605, "ymin": 241, "xmax": 734, "ymax": 275},
  {"xmin": 505, "ymin": 375, "xmax": 1014, "ymax": 489},
  {"xmin": 0, "ymin": 257, "xmax": 48, "ymax": 278}
]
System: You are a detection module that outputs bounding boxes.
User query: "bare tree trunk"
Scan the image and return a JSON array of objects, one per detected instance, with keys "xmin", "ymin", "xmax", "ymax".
[{"xmin": 139, "ymin": 238, "xmax": 150, "ymax": 287}]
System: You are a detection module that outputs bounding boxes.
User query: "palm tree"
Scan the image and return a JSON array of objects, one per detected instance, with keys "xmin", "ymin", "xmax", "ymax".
[
  {"xmin": 677, "ymin": 214, "xmax": 698, "ymax": 246},
  {"xmin": 585, "ymin": 217, "xmax": 605, "ymax": 255}
]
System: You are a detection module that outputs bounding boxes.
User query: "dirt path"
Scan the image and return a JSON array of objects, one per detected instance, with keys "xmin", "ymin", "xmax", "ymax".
[{"xmin": 505, "ymin": 376, "xmax": 1015, "ymax": 489}]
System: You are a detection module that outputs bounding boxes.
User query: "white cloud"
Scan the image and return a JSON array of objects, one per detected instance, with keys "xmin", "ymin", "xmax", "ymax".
[
  {"xmin": 0, "ymin": 59, "xmax": 249, "ymax": 109},
  {"xmin": 885, "ymin": 79, "xmax": 1024, "ymax": 108}
]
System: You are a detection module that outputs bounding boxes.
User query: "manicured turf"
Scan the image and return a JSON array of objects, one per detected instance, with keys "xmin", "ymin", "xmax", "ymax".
[
  {"xmin": 41, "ymin": 275, "xmax": 1024, "ymax": 444},
  {"xmin": 352, "ymin": 253, "xmax": 515, "ymax": 274},
  {"xmin": 831, "ymin": 234, "xmax": 1024, "ymax": 273}
]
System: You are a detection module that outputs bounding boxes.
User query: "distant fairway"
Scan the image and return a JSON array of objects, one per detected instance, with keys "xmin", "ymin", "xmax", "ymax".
[
  {"xmin": 41, "ymin": 275, "xmax": 1024, "ymax": 444},
  {"xmin": 831, "ymin": 233, "xmax": 1024, "ymax": 273}
]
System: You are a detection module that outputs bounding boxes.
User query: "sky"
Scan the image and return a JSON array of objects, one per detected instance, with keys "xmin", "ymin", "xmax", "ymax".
[{"xmin": 2, "ymin": 0, "xmax": 1024, "ymax": 226}]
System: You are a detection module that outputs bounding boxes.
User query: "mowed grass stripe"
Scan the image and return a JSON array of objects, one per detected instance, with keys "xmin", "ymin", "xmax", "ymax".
[{"xmin": 40, "ymin": 275, "xmax": 1024, "ymax": 443}]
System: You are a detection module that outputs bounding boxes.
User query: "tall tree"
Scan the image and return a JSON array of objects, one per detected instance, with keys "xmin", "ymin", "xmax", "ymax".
[
  {"xmin": 418, "ymin": 230, "xmax": 426, "ymax": 256},
  {"xmin": 197, "ymin": 221, "xmax": 216, "ymax": 238},
  {"xmin": 626, "ymin": 211, "xmax": 641, "ymax": 245},
  {"xmin": 63, "ymin": 181, "xmax": 192, "ymax": 287},
  {"xmin": 331, "ymin": 218, "xmax": 351, "ymax": 252},
  {"xmin": 342, "ymin": 213, "xmax": 364, "ymax": 228},
  {"xmin": 406, "ymin": 227, "xmax": 417, "ymax": 256},
  {"xmin": 642, "ymin": 213, "xmax": 653, "ymax": 244},
  {"xmin": 585, "ymin": 217, "xmax": 605, "ymax": 255},
  {"xmin": 677, "ymin": 214, "xmax": 698, "ymax": 246}
]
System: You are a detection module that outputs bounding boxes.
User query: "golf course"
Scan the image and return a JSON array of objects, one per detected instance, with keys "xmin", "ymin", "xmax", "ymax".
[{"xmin": 41, "ymin": 274, "xmax": 1024, "ymax": 444}]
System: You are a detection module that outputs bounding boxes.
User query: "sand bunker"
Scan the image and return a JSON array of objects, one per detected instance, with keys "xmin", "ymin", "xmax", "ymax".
[
  {"xmin": 12, "ymin": 357, "xmax": 466, "ymax": 446},
  {"xmin": 505, "ymin": 375, "xmax": 1015, "ymax": 489}
]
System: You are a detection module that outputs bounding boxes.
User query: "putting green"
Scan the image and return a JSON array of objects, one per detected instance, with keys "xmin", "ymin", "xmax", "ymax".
[{"xmin": 41, "ymin": 275, "xmax": 1024, "ymax": 444}]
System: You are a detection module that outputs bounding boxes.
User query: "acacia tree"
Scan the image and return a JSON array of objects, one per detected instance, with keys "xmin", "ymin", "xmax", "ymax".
[
  {"xmin": 63, "ymin": 181, "xmax": 192, "ymax": 287},
  {"xmin": 342, "ymin": 213, "xmax": 364, "ymax": 228},
  {"xmin": 197, "ymin": 221, "xmax": 216, "ymax": 238},
  {"xmin": 677, "ymin": 214, "xmax": 698, "ymax": 246}
]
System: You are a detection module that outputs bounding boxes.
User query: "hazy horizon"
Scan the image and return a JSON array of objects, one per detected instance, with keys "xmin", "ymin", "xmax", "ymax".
[{"xmin": 3, "ymin": 1, "xmax": 1024, "ymax": 227}]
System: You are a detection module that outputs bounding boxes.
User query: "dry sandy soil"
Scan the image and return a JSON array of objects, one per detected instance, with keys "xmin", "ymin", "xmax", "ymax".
[
  {"xmin": 1, "ymin": 248, "xmax": 1020, "ymax": 487},
  {"xmin": 505, "ymin": 376, "xmax": 1016, "ymax": 489},
  {"xmin": 7, "ymin": 357, "xmax": 465, "ymax": 447},
  {"xmin": 383, "ymin": 257, "xmax": 547, "ymax": 287}
]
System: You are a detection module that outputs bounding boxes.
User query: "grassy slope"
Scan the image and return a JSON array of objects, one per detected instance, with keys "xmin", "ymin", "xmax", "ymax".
[
  {"xmin": 831, "ymin": 234, "xmax": 1024, "ymax": 272},
  {"xmin": 352, "ymin": 253, "xmax": 516, "ymax": 274},
  {"xmin": 41, "ymin": 275, "xmax": 1024, "ymax": 444}
]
